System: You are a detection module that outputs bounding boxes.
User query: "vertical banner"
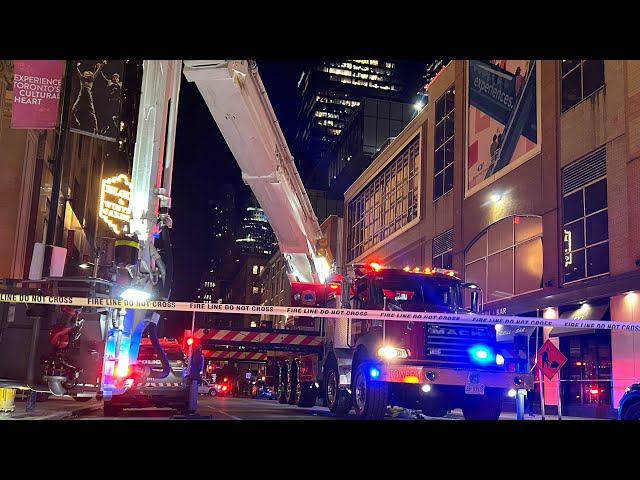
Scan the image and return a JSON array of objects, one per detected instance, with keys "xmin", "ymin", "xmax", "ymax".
[
  {"xmin": 465, "ymin": 60, "xmax": 541, "ymax": 196},
  {"xmin": 66, "ymin": 229, "xmax": 75, "ymax": 258},
  {"xmin": 69, "ymin": 59, "xmax": 125, "ymax": 142},
  {"xmin": 11, "ymin": 60, "xmax": 64, "ymax": 129}
]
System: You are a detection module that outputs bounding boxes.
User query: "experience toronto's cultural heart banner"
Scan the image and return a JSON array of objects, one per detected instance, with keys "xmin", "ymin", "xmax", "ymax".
[{"xmin": 11, "ymin": 60, "xmax": 64, "ymax": 129}]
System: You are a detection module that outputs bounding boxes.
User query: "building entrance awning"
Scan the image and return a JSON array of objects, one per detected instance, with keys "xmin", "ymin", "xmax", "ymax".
[{"xmin": 550, "ymin": 304, "xmax": 609, "ymax": 337}]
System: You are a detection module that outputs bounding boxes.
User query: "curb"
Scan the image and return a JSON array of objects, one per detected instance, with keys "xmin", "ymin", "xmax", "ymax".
[{"xmin": 9, "ymin": 403, "xmax": 102, "ymax": 420}]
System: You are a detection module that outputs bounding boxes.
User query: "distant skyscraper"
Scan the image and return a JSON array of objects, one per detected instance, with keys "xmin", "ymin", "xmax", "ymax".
[
  {"xmin": 295, "ymin": 60, "xmax": 424, "ymax": 187},
  {"xmin": 210, "ymin": 184, "xmax": 236, "ymax": 275},
  {"xmin": 198, "ymin": 184, "xmax": 236, "ymax": 304},
  {"xmin": 235, "ymin": 193, "xmax": 277, "ymax": 259}
]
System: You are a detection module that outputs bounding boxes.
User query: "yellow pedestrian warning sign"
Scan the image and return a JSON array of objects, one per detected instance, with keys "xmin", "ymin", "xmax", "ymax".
[{"xmin": 536, "ymin": 339, "xmax": 567, "ymax": 380}]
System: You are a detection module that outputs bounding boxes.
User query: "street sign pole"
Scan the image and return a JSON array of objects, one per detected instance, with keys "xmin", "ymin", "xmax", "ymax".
[
  {"xmin": 557, "ymin": 375, "xmax": 562, "ymax": 420},
  {"xmin": 538, "ymin": 364, "xmax": 546, "ymax": 420}
]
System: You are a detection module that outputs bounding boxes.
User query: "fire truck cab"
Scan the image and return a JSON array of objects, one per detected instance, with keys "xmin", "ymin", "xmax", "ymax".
[{"xmin": 271, "ymin": 263, "xmax": 533, "ymax": 420}]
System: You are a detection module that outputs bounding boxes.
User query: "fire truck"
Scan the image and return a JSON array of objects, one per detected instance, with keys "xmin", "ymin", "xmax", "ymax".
[
  {"xmin": 184, "ymin": 60, "xmax": 533, "ymax": 420},
  {"xmin": 254, "ymin": 264, "xmax": 531, "ymax": 420}
]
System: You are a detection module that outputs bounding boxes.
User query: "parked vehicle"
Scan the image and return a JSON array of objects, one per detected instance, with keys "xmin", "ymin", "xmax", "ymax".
[
  {"xmin": 618, "ymin": 383, "xmax": 640, "ymax": 420},
  {"xmin": 102, "ymin": 337, "xmax": 189, "ymax": 416},
  {"xmin": 197, "ymin": 379, "xmax": 218, "ymax": 397},
  {"xmin": 251, "ymin": 380, "xmax": 276, "ymax": 399}
]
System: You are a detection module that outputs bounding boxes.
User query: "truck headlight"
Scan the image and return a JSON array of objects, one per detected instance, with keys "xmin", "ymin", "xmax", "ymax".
[{"xmin": 377, "ymin": 346, "xmax": 409, "ymax": 359}]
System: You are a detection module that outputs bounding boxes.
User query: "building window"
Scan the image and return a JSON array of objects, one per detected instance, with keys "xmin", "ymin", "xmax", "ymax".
[
  {"xmin": 562, "ymin": 148, "xmax": 608, "ymax": 284},
  {"xmin": 432, "ymin": 229, "xmax": 453, "ymax": 269},
  {"xmin": 434, "ymin": 86, "xmax": 455, "ymax": 200},
  {"xmin": 464, "ymin": 216, "xmax": 543, "ymax": 304},
  {"xmin": 252, "ymin": 265, "xmax": 259, "ymax": 275},
  {"xmin": 561, "ymin": 60, "xmax": 604, "ymax": 113},
  {"xmin": 252, "ymin": 286, "xmax": 260, "ymax": 295},
  {"xmin": 560, "ymin": 326, "xmax": 612, "ymax": 408},
  {"xmin": 347, "ymin": 135, "xmax": 421, "ymax": 261}
]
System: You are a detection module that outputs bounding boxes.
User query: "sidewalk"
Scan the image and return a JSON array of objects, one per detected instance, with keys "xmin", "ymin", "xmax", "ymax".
[{"xmin": 3, "ymin": 395, "xmax": 103, "ymax": 420}]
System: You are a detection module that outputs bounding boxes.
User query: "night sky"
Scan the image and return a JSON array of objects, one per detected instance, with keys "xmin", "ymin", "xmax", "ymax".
[{"xmin": 170, "ymin": 61, "xmax": 304, "ymax": 301}]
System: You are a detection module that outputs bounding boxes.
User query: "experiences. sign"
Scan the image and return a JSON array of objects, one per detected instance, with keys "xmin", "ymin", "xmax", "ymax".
[{"xmin": 11, "ymin": 60, "xmax": 63, "ymax": 129}]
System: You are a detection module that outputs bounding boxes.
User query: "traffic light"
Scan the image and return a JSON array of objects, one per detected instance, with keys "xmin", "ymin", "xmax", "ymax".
[
  {"xmin": 206, "ymin": 363, "xmax": 213, "ymax": 373},
  {"xmin": 316, "ymin": 237, "xmax": 328, "ymax": 257},
  {"xmin": 183, "ymin": 329, "xmax": 193, "ymax": 350}
]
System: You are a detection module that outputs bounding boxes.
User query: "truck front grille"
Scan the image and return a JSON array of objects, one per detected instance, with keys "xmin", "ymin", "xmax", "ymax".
[{"xmin": 424, "ymin": 324, "xmax": 500, "ymax": 369}]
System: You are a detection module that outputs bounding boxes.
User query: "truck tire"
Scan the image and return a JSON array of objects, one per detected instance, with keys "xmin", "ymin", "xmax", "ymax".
[
  {"xmin": 352, "ymin": 363, "xmax": 388, "ymax": 420},
  {"xmin": 36, "ymin": 392, "xmax": 51, "ymax": 402},
  {"xmin": 622, "ymin": 402, "xmax": 640, "ymax": 420},
  {"xmin": 462, "ymin": 390, "xmax": 503, "ymax": 420},
  {"xmin": 288, "ymin": 361, "xmax": 301, "ymax": 405},
  {"xmin": 324, "ymin": 361, "xmax": 351, "ymax": 416},
  {"xmin": 208, "ymin": 389, "xmax": 217, "ymax": 397},
  {"xmin": 277, "ymin": 362, "xmax": 288, "ymax": 404},
  {"xmin": 297, "ymin": 381, "xmax": 318, "ymax": 408},
  {"xmin": 73, "ymin": 396, "xmax": 92, "ymax": 402},
  {"xmin": 103, "ymin": 401, "xmax": 122, "ymax": 417}
]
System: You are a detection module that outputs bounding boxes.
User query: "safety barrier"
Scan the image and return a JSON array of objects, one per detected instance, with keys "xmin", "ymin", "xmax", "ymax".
[{"xmin": 0, "ymin": 293, "xmax": 639, "ymax": 332}]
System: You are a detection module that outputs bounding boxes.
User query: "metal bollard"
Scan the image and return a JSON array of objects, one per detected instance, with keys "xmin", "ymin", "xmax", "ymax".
[{"xmin": 516, "ymin": 388, "xmax": 526, "ymax": 420}]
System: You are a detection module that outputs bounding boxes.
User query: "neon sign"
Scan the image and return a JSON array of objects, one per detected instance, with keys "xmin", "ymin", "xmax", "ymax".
[
  {"xmin": 563, "ymin": 230, "xmax": 572, "ymax": 267},
  {"xmin": 99, "ymin": 174, "xmax": 131, "ymax": 234}
]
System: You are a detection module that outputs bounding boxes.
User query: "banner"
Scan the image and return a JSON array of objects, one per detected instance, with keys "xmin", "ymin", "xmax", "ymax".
[
  {"xmin": 11, "ymin": 60, "xmax": 63, "ymax": 129},
  {"xmin": 466, "ymin": 60, "xmax": 541, "ymax": 196},
  {"xmin": 69, "ymin": 59, "xmax": 125, "ymax": 141}
]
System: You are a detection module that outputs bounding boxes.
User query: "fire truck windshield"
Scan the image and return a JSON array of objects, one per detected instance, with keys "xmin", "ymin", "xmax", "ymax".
[{"xmin": 370, "ymin": 275, "xmax": 461, "ymax": 312}]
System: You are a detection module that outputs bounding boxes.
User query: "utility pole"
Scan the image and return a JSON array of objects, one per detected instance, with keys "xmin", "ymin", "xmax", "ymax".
[{"xmin": 45, "ymin": 59, "xmax": 74, "ymax": 247}]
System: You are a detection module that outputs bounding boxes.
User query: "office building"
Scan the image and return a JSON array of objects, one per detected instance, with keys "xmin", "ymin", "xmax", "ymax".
[
  {"xmin": 343, "ymin": 60, "xmax": 640, "ymax": 419},
  {"xmin": 295, "ymin": 60, "xmax": 423, "ymax": 187}
]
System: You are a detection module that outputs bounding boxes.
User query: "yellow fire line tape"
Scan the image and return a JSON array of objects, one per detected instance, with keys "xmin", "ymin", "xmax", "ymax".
[{"xmin": 0, "ymin": 293, "xmax": 638, "ymax": 332}]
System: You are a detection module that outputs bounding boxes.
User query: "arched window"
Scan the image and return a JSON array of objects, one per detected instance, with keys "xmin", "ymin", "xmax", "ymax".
[{"xmin": 464, "ymin": 215, "xmax": 543, "ymax": 304}]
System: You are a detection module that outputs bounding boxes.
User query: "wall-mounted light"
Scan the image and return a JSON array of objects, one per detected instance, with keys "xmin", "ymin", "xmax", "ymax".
[
  {"xmin": 490, "ymin": 193, "xmax": 502, "ymax": 203},
  {"xmin": 414, "ymin": 101, "xmax": 424, "ymax": 111}
]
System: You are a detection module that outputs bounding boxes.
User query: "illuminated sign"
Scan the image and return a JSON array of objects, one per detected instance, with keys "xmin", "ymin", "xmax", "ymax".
[
  {"xmin": 563, "ymin": 230, "xmax": 572, "ymax": 267},
  {"xmin": 99, "ymin": 174, "xmax": 131, "ymax": 234}
]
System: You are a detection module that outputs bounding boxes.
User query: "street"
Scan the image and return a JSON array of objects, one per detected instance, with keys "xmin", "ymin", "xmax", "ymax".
[{"xmin": 5, "ymin": 394, "xmax": 604, "ymax": 421}]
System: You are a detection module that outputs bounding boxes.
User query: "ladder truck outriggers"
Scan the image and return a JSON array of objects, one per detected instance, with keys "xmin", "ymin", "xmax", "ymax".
[{"xmin": 184, "ymin": 60, "xmax": 534, "ymax": 420}]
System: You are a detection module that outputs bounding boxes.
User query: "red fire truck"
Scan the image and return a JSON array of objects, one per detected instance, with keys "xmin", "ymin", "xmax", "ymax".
[{"xmin": 261, "ymin": 262, "xmax": 533, "ymax": 420}]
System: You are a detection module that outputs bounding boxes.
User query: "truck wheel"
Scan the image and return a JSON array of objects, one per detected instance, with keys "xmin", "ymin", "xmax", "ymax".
[
  {"xmin": 208, "ymin": 389, "xmax": 217, "ymax": 397},
  {"xmin": 462, "ymin": 390, "xmax": 503, "ymax": 420},
  {"xmin": 103, "ymin": 401, "xmax": 122, "ymax": 417},
  {"xmin": 622, "ymin": 402, "xmax": 640, "ymax": 420},
  {"xmin": 324, "ymin": 362, "xmax": 351, "ymax": 416},
  {"xmin": 352, "ymin": 363, "xmax": 388, "ymax": 420},
  {"xmin": 36, "ymin": 392, "xmax": 51, "ymax": 402},
  {"xmin": 277, "ymin": 362, "xmax": 288, "ymax": 404},
  {"xmin": 297, "ymin": 381, "xmax": 318, "ymax": 408},
  {"xmin": 288, "ymin": 361, "xmax": 301, "ymax": 405}
]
